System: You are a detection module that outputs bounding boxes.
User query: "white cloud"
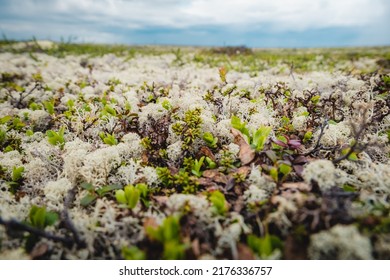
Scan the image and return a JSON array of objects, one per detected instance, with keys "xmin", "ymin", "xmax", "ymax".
[
  {"xmin": 0, "ymin": 0, "xmax": 389, "ymax": 45},
  {"xmin": 3, "ymin": 0, "xmax": 388, "ymax": 31}
]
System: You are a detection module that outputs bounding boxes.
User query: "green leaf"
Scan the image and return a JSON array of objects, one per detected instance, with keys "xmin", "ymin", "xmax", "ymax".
[
  {"xmin": 115, "ymin": 190, "xmax": 127, "ymax": 204},
  {"xmin": 0, "ymin": 116, "xmax": 12, "ymax": 124},
  {"xmin": 341, "ymin": 148, "xmax": 359, "ymax": 161},
  {"xmin": 163, "ymin": 240, "xmax": 187, "ymax": 260},
  {"xmin": 44, "ymin": 211, "xmax": 59, "ymax": 226},
  {"xmin": 29, "ymin": 205, "xmax": 40, "ymax": 226},
  {"xmin": 12, "ymin": 166, "xmax": 24, "ymax": 182},
  {"xmin": 104, "ymin": 105, "xmax": 116, "ymax": 116},
  {"xmin": 46, "ymin": 130, "xmax": 55, "ymax": 137},
  {"xmin": 247, "ymin": 234, "xmax": 283, "ymax": 258},
  {"xmin": 303, "ymin": 131, "xmax": 313, "ymax": 143},
  {"xmin": 124, "ymin": 185, "xmax": 140, "ymax": 209},
  {"xmin": 122, "ymin": 246, "xmax": 146, "ymax": 260},
  {"xmin": 205, "ymin": 157, "xmax": 217, "ymax": 169},
  {"xmin": 96, "ymin": 184, "xmax": 122, "ymax": 196},
  {"xmin": 252, "ymin": 126, "xmax": 272, "ymax": 151},
  {"xmin": 209, "ymin": 191, "xmax": 227, "ymax": 215},
  {"xmin": 161, "ymin": 216, "xmax": 180, "ymax": 242},
  {"xmin": 135, "ymin": 183, "xmax": 148, "ymax": 198},
  {"xmin": 80, "ymin": 194, "xmax": 97, "ymax": 207},
  {"xmin": 0, "ymin": 129, "xmax": 6, "ymax": 144},
  {"xmin": 31, "ymin": 207, "xmax": 46, "ymax": 229},
  {"xmin": 80, "ymin": 182, "xmax": 94, "ymax": 191},
  {"xmin": 231, "ymin": 115, "xmax": 242, "ymax": 130},
  {"xmin": 348, "ymin": 152, "xmax": 358, "ymax": 161},
  {"xmin": 270, "ymin": 167, "xmax": 278, "ymax": 182},
  {"xmin": 43, "ymin": 100, "xmax": 55, "ymax": 115},
  {"xmin": 342, "ymin": 184, "xmax": 356, "ymax": 192},
  {"xmin": 26, "ymin": 129, "xmax": 34, "ymax": 136},
  {"xmin": 310, "ymin": 95, "xmax": 320, "ymax": 105},
  {"xmin": 279, "ymin": 163, "xmax": 292, "ymax": 177}
]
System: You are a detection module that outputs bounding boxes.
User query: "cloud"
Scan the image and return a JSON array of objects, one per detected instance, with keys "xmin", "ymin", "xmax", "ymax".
[{"xmin": 0, "ymin": 0, "xmax": 389, "ymax": 46}]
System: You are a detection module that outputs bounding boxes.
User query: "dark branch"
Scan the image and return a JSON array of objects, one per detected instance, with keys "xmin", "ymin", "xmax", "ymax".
[
  {"xmin": 302, "ymin": 118, "xmax": 329, "ymax": 156},
  {"xmin": 0, "ymin": 216, "xmax": 73, "ymax": 246},
  {"xmin": 61, "ymin": 187, "xmax": 86, "ymax": 248}
]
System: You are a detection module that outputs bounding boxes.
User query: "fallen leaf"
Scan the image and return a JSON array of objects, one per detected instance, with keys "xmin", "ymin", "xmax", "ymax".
[
  {"xmin": 191, "ymin": 238, "xmax": 201, "ymax": 258},
  {"xmin": 234, "ymin": 196, "xmax": 245, "ymax": 212},
  {"xmin": 293, "ymin": 155, "xmax": 309, "ymax": 164},
  {"xmin": 225, "ymin": 176, "xmax": 236, "ymax": 191},
  {"xmin": 236, "ymin": 166, "xmax": 251, "ymax": 177},
  {"xmin": 202, "ymin": 170, "xmax": 228, "ymax": 184},
  {"xmin": 237, "ymin": 243, "xmax": 255, "ymax": 260},
  {"xmin": 281, "ymin": 182, "xmax": 311, "ymax": 192},
  {"xmin": 30, "ymin": 242, "xmax": 48, "ymax": 259},
  {"xmin": 231, "ymin": 128, "xmax": 255, "ymax": 165},
  {"xmin": 231, "ymin": 128, "xmax": 247, "ymax": 145},
  {"xmin": 153, "ymin": 196, "xmax": 168, "ymax": 205},
  {"xmin": 293, "ymin": 165, "xmax": 304, "ymax": 177},
  {"xmin": 143, "ymin": 217, "xmax": 158, "ymax": 232},
  {"xmin": 197, "ymin": 177, "xmax": 218, "ymax": 188},
  {"xmin": 199, "ymin": 146, "xmax": 216, "ymax": 161}
]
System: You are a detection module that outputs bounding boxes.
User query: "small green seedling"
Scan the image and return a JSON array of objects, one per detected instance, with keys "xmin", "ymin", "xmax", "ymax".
[
  {"xmin": 203, "ymin": 132, "xmax": 218, "ymax": 149},
  {"xmin": 46, "ymin": 126, "xmax": 65, "ymax": 149},
  {"xmin": 341, "ymin": 147, "xmax": 359, "ymax": 161},
  {"xmin": 303, "ymin": 131, "xmax": 313, "ymax": 143},
  {"xmin": 146, "ymin": 215, "xmax": 187, "ymax": 260},
  {"xmin": 121, "ymin": 246, "xmax": 146, "ymax": 260},
  {"xmin": 161, "ymin": 99, "xmax": 172, "ymax": 111},
  {"xmin": 0, "ymin": 128, "xmax": 6, "ymax": 145},
  {"xmin": 28, "ymin": 205, "xmax": 58, "ymax": 229},
  {"xmin": 209, "ymin": 190, "xmax": 228, "ymax": 215},
  {"xmin": 99, "ymin": 132, "xmax": 118, "ymax": 146},
  {"xmin": 100, "ymin": 104, "xmax": 117, "ymax": 117},
  {"xmin": 267, "ymin": 161, "xmax": 292, "ymax": 183},
  {"xmin": 80, "ymin": 182, "xmax": 122, "ymax": 207},
  {"xmin": 7, "ymin": 166, "xmax": 24, "ymax": 194},
  {"xmin": 191, "ymin": 156, "xmax": 205, "ymax": 177},
  {"xmin": 115, "ymin": 183, "xmax": 150, "ymax": 209},
  {"xmin": 43, "ymin": 99, "xmax": 55, "ymax": 115},
  {"xmin": 26, "ymin": 205, "xmax": 58, "ymax": 252},
  {"xmin": 251, "ymin": 126, "xmax": 272, "ymax": 151},
  {"xmin": 232, "ymin": 115, "xmax": 271, "ymax": 151},
  {"xmin": 205, "ymin": 156, "xmax": 217, "ymax": 169},
  {"xmin": 231, "ymin": 115, "xmax": 250, "ymax": 142},
  {"xmin": 247, "ymin": 234, "xmax": 283, "ymax": 259},
  {"xmin": 219, "ymin": 67, "xmax": 228, "ymax": 84}
]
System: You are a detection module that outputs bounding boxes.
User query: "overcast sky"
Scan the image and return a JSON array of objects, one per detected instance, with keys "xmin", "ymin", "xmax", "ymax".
[{"xmin": 0, "ymin": 0, "xmax": 389, "ymax": 47}]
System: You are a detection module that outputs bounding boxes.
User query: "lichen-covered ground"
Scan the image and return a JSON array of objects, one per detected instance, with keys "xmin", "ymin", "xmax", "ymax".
[{"xmin": 0, "ymin": 41, "xmax": 390, "ymax": 260}]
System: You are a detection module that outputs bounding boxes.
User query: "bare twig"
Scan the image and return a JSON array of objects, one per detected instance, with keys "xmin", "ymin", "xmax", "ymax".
[
  {"xmin": 0, "ymin": 216, "xmax": 73, "ymax": 246},
  {"xmin": 6, "ymin": 83, "xmax": 41, "ymax": 109},
  {"xmin": 61, "ymin": 187, "xmax": 86, "ymax": 248},
  {"xmin": 302, "ymin": 118, "xmax": 329, "ymax": 156},
  {"xmin": 333, "ymin": 106, "xmax": 370, "ymax": 164}
]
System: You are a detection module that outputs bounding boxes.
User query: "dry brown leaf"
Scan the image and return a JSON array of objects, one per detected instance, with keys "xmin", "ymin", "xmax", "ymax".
[
  {"xmin": 197, "ymin": 177, "xmax": 218, "ymax": 188},
  {"xmin": 202, "ymin": 169, "xmax": 228, "ymax": 184},
  {"xmin": 153, "ymin": 196, "xmax": 168, "ymax": 205},
  {"xmin": 191, "ymin": 238, "xmax": 201, "ymax": 258},
  {"xmin": 143, "ymin": 217, "xmax": 158, "ymax": 231},
  {"xmin": 237, "ymin": 243, "xmax": 255, "ymax": 260},
  {"xmin": 199, "ymin": 146, "xmax": 216, "ymax": 161},
  {"xmin": 231, "ymin": 128, "xmax": 255, "ymax": 165},
  {"xmin": 234, "ymin": 196, "xmax": 245, "ymax": 212},
  {"xmin": 236, "ymin": 166, "xmax": 251, "ymax": 177},
  {"xmin": 30, "ymin": 242, "xmax": 48, "ymax": 259},
  {"xmin": 281, "ymin": 182, "xmax": 311, "ymax": 192}
]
